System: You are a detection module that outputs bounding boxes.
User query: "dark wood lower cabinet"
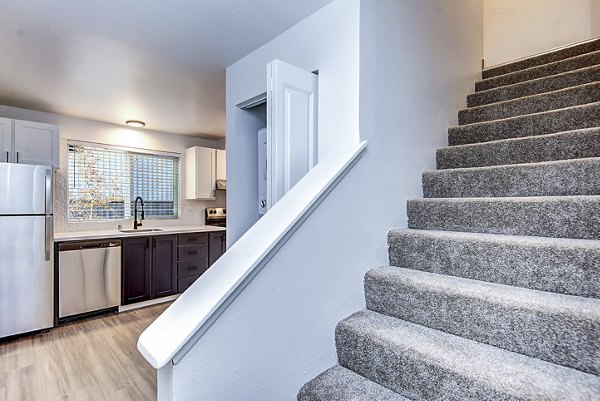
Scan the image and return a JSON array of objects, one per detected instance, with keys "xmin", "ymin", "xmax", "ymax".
[
  {"xmin": 209, "ymin": 231, "xmax": 226, "ymax": 265},
  {"xmin": 122, "ymin": 235, "xmax": 177, "ymax": 305},
  {"xmin": 151, "ymin": 235, "xmax": 178, "ymax": 299},
  {"xmin": 123, "ymin": 230, "xmax": 227, "ymax": 303},
  {"xmin": 122, "ymin": 237, "xmax": 152, "ymax": 305}
]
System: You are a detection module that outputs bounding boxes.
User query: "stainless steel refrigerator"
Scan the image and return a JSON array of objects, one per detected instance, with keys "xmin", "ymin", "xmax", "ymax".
[{"xmin": 0, "ymin": 162, "xmax": 54, "ymax": 338}]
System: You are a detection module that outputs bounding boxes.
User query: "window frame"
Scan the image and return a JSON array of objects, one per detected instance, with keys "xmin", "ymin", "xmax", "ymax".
[{"xmin": 67, "ymin": 140, "xmax": 181, "ymax": 222}]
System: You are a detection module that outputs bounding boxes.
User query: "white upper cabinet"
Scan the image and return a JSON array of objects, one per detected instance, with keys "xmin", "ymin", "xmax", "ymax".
[
  {"xmin": 13, "ymin": 120, "xmax": 59, "ymax": 166},
  {"xmin": 185, "ymin": 146, "xmax": 216, "ymax": 200},
  {"xmin": 0, "ymin": 118, "xmax": 13, "ymax": 163},
  {"xmin": 0, "ymin": 118, "xmax": 59, "ymax": 166},
  {"xmin": 216, "ymin": 149, "xmax": 226, "ymax": 181}
]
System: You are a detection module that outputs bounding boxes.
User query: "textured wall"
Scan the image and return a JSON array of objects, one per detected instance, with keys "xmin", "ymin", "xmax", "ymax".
[
  {"xmin": 225, "ymin": 0, "xmax": 361, "ymax": 246},
  {"xmin": 484, "ymin": 0, "xmax": 599, "ymax": 67}
]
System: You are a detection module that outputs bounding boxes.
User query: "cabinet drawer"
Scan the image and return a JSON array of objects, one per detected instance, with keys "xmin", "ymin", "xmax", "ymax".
[
  {"xmin": 178, "ymin": 275, "xmax": 200, "ymax": 293},
  {"xmin": 178, "ymin": 244, "xmax": 208, "ymax": 261},
  {"xmin": 178, "ymin": 232, "xmax": 208, "ymax": 245},
  {"xmin": 178, "ymin": 259, "xmax": 208, "ymax": 278}
]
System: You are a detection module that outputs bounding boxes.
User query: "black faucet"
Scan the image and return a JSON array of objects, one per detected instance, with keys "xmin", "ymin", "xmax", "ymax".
[{"xmin": 133, "ymin": 196, "xmax": 145, "ymax": 230}]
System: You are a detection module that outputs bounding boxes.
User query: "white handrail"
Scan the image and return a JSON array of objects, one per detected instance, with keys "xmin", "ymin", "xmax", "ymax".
[{"xmin": 138, "ymin": 140, "xmax": 367, "ymax": 369}]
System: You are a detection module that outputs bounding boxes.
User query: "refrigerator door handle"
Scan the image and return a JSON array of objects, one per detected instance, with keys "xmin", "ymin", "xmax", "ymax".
[
  {"xmin": 45, "ymin": 216, "xmax": 53, "ymax": 261},
  {"xmin": 45, "ymin": 168, "xmax": 53, "ymax": 214}
]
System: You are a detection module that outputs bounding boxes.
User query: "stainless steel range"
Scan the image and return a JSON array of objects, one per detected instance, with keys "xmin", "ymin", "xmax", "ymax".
[{"xmin": 205, "ymin": 207, "xmax": 226, "ymax": 227}]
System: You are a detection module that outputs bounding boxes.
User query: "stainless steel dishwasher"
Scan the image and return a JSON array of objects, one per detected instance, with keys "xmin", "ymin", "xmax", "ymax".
[{"xmin": 58, "ymin": 239, "xmax": 121, "ymax": 322}]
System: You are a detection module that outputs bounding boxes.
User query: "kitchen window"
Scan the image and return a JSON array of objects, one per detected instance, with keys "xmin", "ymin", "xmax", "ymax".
[{"xmin": 68, "ymin": 142, "xmax": 180, "ymax": 221}]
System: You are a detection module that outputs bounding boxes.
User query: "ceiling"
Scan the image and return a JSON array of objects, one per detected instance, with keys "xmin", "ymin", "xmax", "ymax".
[{"xmin": 0, "ymin": 0, "xmax": 334, "ymax": 139}]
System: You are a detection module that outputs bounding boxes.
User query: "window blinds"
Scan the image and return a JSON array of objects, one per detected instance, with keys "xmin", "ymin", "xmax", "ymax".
[{"xmin": 68, "ymin": 143, "xmax": 180, "ymax": 221}]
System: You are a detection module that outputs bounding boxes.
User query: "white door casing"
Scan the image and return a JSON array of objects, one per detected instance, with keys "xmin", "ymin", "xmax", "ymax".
[{"xmin": 266, "ymin": 59, "xmax": 318, "ymax": 210}]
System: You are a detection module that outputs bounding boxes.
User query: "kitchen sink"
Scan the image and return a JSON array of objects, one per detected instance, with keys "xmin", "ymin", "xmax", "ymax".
[{"xmin": 119, "ymin": 228, "xmax": 164, "ymax": 233}]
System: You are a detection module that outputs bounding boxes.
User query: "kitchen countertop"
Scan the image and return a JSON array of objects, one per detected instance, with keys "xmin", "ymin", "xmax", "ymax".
[{"xmin": 54, "ymin": 225, "xmax": 226, "ymax": 242}]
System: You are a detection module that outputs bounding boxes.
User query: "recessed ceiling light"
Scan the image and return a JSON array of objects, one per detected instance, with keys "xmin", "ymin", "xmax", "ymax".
[{"xmin": 126, "ymin": 120, "xmax": 145, "ymax": 128}]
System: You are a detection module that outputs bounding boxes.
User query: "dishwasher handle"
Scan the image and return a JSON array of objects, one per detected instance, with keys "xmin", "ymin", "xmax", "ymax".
[{"xmin": 59, "ymin": 240, "xmax": 122, "ymax": 252}]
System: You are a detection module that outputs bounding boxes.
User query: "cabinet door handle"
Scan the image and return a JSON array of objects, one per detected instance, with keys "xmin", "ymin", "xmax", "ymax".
[
  {"xmin": 5, "ymin": 151, "xmax": 8, "ymax": 162},
  {"xmin": 152, "ymin": 238, "xmax": 157, "ymax": 248},
  {"xmin": 189, "ymin": 266, "xmax": 198, "ymax": 271},
  {"xmin": 146, "ymin": 238, "xmax": 150, "ymax": 249},
  {"xmin": 189, "ymin": 237, "xmax": 197, "ymax": 241},
  {"xmin": 189, "ymin": 250, "xmax": 198, "ymax": 255},
  {"xmin": 16, "ymin": 152, "xmax": 19, "ymax": 163}
]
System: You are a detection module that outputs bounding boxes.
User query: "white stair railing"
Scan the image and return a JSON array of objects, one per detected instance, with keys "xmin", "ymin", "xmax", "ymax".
[{"xmin": 138, "ymin": 140, "xmax": 367, "ymax": 373}]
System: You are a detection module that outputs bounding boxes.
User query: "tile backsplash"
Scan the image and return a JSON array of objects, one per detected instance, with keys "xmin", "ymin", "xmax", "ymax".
[{"xmin": 53, "ymin": 139, "xmax": 225, "ymax": 233}]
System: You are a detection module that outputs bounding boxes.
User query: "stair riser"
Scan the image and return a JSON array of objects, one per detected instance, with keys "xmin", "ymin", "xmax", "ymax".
[
  {"xmin": 407, "ymin": 197, "xmax": 600, "ymax": 240},
  {"xmin": 459, "ymin": 83, "xmax": 600, "ymax": 125},
  {"xmin": 476, "ymin": 51, "xmax": 600, "ymax": 92},
  {"xmin": 388, "ymin": 230, "xmax": 600, "ymax": 298},
  {"xmin": 437, "ymin": 129, "xmax": 600, "ymax": 169},
  {"xmin": 423, "ymin": 158, "xmax": 600, "ymax": 198},
  {"xmin": 469, "ymin": 65, "xmax": 600, "ymax": 107},
  {"xmin": 448, "ymin": 103, "xmax": 600, "ymax": 146},
  {"xmin": 365, "ymin": 270, "xmax": 600, "ymax": 375},
  {"xmin": 483, "ymin": 38, "xmax": 600, "ymax": 79}
]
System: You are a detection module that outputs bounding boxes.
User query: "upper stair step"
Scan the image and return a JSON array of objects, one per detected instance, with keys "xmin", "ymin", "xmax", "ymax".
[
  {"xmin": 469, "ymin": 64, "xmax": 600, "ymax": 107},
  {"xmin": 475, "ymin": 50, "xmax": 600, "ymax": 92},
  {"xmin": 437, "ymin": 128, "xmax": 600, "ymax": 169},
  {"xmin": 407, "ymin": 195, "xmax": 600, "ymax": 240},
  {"xmin": 448, "ymin": 102, "xmax": 600, "ymax": 146},
  {"xmin": 297, "ymin": 366, "xmax": 409, "ymax": 401},
  {"xmin": 459, "ymin": 82, "xmax": 600, "ymax": 125},
  {"xmin": 483, "ymin": 37, "xmax": 600, "ymax": 79},
  {"xmin": 365, "ymin": 266, "xmax": 600, "ymax": 375},
  {"xmin": 336, "ymin": 310, "xmax": 600, "ymax": 401},
  {"xmin": 423, "ymin": 157, "xmax": 600, "ymax": 198},
  {"xmin": 388, "ymin": 229, "xmax": 600, "ymax": 298}
]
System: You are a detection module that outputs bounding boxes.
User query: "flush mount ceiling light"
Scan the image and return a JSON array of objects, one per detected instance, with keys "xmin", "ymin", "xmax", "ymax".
[{"xmin": 126, "ymin": 120, "xmax": 145, "ymax": 128}]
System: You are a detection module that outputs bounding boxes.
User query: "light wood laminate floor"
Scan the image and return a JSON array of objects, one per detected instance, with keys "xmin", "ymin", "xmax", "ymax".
[{"xmin": 0, "ymin": 303, "xmax": 169, "ymax": 401}]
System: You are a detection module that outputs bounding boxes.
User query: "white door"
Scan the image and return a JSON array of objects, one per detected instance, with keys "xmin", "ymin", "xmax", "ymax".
[
  {"xmin": 266, "ymin": 59, "xmax": 318, "ymax": 210},
  {"xmin": 14, "ymin": 120, "xmax": 59, "ymax": 166},
  {"xmin": 0, "ymin": 118, "xmax": 13, "ymax": 163}
]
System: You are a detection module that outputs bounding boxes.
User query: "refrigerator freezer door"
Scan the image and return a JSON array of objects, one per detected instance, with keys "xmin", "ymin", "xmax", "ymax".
[
  {"xmin": 0, "ymin": 162, "xmax": 51, "ymax": 215},
  {"xmin": 0, "ymin": 215, "xmax": 53, "ymax": 337}
]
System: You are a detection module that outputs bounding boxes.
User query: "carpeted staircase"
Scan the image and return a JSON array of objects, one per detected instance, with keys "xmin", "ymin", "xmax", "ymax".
[{"xmin": 298, "ymin": 38, "xmax": 600, "ymax": 400}]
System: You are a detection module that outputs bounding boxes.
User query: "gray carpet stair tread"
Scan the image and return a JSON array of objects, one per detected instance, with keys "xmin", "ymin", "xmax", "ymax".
[
  {"xmin": 297, "ymin": 366, "xmax": 409, "ymax": 401},
  {"xmin": 365, "ymin": 266, "xmax": 600, "ymax": 375},
  {"xmin": 387, "ymin": 228, "xmax": 600, "ymax": 298},
  {"xmin": 422, "ymin": 157, "xmax": 600, "ymax": 198},
  {"xmin": 437, "ymin": 128, "xmax": 600, "ymax": 169},
  {"xmin": 475, "ymin": 50, "xmax": 600, "ymax": 92},
  {"xmin": 483, "ymin": 38, "xmax": 600, "ymax": 79},
  {"xmin": 469, "ymin": 64, "xmax": 600, "ymax": 107},
  {"xmin": 407, "ymin": 195, "xmax": 600, "ymax": 240},
  {"xmin": 448, "ymin": 102, "xmax": 600, "ymax": 145},
  {"xmin": 336, "ymin": 311, "xmax": 600, "ymax": 401},
  {"xmin": 459, "ymin": 82, "xmax": 600, "ymax": 125}
]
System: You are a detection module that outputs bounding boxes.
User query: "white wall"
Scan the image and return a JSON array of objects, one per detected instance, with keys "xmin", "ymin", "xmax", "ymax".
[
  {"xmin": 0, "ymin": 104, "xmax": 225, "ymax": 232},
  {"xmin": 226, "ymin": 0, "xmax": 361, "ymax": 244},
  {"xmin": 484, "ymin": 0, "xmax": 600, "ymax": 67},
  {"xmin": 168, "ymin": 1, "xmax": 482, "ymax": 400},
  {"xmin": 594, "ymin": 1, "xmax": 600, "ymax": 37}
]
